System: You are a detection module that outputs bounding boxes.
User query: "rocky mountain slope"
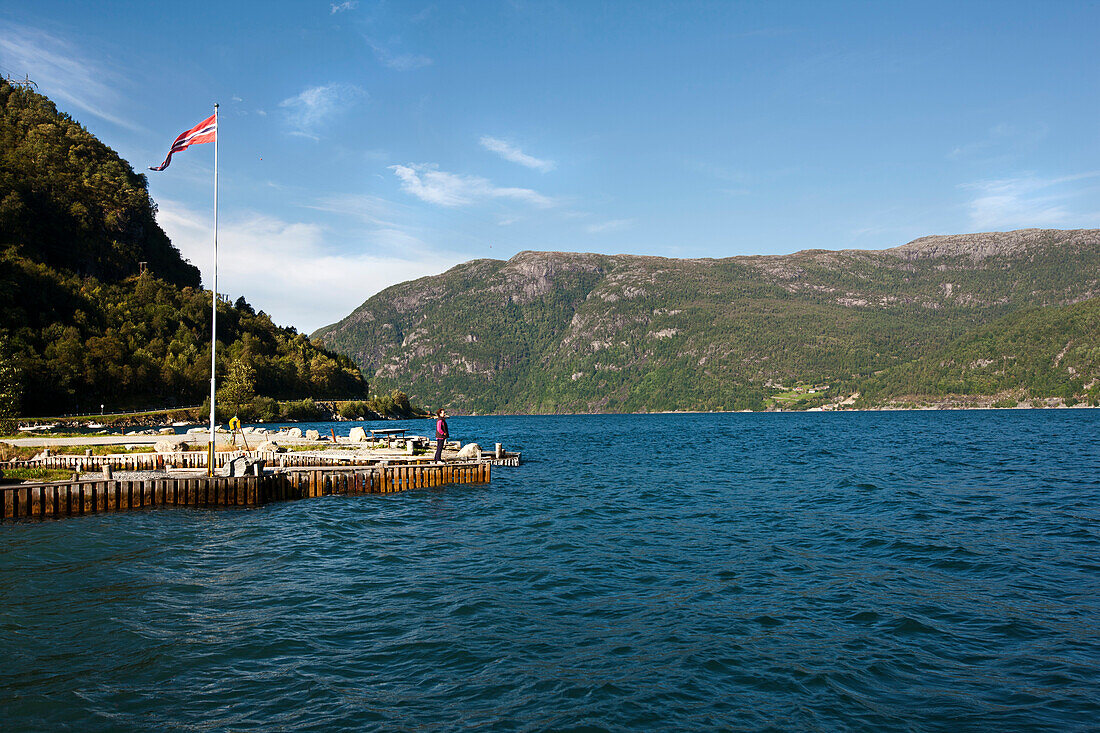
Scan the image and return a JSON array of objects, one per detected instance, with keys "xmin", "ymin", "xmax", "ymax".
[{"xmin": 314, "ymin": 229, "xmax": 1100, "ymax": 413}]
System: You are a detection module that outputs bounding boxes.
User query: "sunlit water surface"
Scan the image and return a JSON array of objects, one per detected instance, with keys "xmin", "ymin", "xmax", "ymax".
[{"xmin": 2, "ymin": 411, "xmax": 1098, "ymax": 730}]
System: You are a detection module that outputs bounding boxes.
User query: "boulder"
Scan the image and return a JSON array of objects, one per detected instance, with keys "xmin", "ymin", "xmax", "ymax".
[
  {"xmin": 305, "ymin": 429, "xmax": 320, "ymax": 441},
  {"xmin": 154, "ymin": 440, "xmax": 186, "ymax": 453},
  {"xmin": 226, "ymin": 456, "xmax": 265, "ymax": 477},
  {"xmin": 456, "ymin": 443, "xmax": 481, "ymax": 460},
  {"xmin": 348, "ymin": 427, "xmax": 368, "ymax": 443},
  {"xmin": 158, "ymin": 428, "xmax": 175, "ymax": 435},
  {"xmin": 186, "ymin": 427, "xmax": 207, "ymax": 435},
  {"xmin": 286, "ymin": 427, "xmax": 303, "ymax": 439},
  {"xmin": 226, "ymin": 455, "xmax": 249, "ymax": 477},
  {"xmin": 257, "ymin": 440, "xmax": 286, "ymax": 453}
]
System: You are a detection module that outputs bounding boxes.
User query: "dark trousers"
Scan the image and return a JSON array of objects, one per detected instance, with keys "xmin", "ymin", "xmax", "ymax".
[{"xmin": 434, "ymin": 437, "xmax": 444, "ymax": 462}]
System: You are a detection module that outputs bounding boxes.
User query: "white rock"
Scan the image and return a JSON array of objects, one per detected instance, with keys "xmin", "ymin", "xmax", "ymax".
[
  {"xmin": 456, "ymin": 443, "xmax": 481, "ymax": 460},
  {"xmin": 305, "ymin": 429, "xmax": 320, "ymax": 441},
  {"xmin": 186, "ymin": 427, "xmax": 207, "ymax": 434},
  {"xmin": 348, "ymin": 427, "xmax": 368, "ymax": 442},
  {"xmin": 158, "ymin": 428, "xmax": 175, "ymax": 435},
  {"xmin": 286, "ymin": 427, "xmax": 303, "ymax": 439},
  {"xmin": 155, "ymin": 440, "xmax": 186, "ymax": 453},
  {"xmin": 257, "ymin": 440, "xmax": 286, "ymax": 453}
]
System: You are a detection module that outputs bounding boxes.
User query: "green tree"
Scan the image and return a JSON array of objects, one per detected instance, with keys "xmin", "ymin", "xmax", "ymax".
[
  {"xmin": 0, "ymin": 336, "xmax": 21, "ymax": 434},
  {"xmin": 218, "ymin": 357, "xmax": 256, "ymax": 418}
]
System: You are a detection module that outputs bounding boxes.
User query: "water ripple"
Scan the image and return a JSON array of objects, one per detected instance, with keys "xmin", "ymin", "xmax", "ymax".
[{"xmin": 2, "ymin": 411, "xmax": 1099, "ymax": 730}]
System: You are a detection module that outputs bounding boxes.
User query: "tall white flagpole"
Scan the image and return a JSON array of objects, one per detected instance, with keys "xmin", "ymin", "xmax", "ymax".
[{"xmin": 208, "ymin": 103, "xmax": 219, "ymax": 476}]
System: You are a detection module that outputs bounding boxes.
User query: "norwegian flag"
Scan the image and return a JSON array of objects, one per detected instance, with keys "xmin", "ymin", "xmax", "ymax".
[{"xmin": 149, "ymin": 113, "xmax": 217, "ymax": 171}]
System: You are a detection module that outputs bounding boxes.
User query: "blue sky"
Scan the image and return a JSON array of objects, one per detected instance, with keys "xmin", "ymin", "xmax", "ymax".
[{"xmin": 3, "ymin": 1, "xmax": 1099, "ymax": 331}]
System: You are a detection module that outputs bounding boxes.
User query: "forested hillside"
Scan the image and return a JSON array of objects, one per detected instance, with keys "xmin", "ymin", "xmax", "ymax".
[
  {"xmin": 315, "ymin": 231, "xmax": 1100, "ymax": 413},
  {"xmin": 0, "ymin": 79, "xmax": 367, "ymax": 416}
]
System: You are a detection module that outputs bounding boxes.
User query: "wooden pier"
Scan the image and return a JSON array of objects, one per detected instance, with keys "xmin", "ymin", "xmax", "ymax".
[{"xmin": 0, "ymin": 461, "xmax": 491, "ymax": 522}]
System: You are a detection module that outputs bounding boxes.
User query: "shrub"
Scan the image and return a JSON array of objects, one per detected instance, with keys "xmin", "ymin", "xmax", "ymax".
[
  {"xmin": 339, "ymin": 400, "xmax": 369, "ymax": 419},
  {"xmin": 249, "ymin": 396, "xmax": 279, "ymax": 421},
  {"xmin": 281, "ymin": 398, "xmax": 325, "ymax": 421}
]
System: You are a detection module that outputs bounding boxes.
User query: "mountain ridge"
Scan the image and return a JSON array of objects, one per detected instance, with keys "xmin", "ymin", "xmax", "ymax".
[{"xmin": 314, "ymin": 228, "xmax": 1100, "ymax": 413}]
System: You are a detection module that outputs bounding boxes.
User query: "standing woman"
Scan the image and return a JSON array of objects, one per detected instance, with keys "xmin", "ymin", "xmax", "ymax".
[{"xmin": 434, "ymin": 408, "xmax": 449, "ymax": 462}]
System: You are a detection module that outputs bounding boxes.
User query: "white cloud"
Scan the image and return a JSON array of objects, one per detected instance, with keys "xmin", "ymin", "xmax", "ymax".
[
  {"xmin": 389, "ymin": 163, "xmax": 554, "ymax": 208},
  {"xmin": 0, "ymin": 24, "xmax": 141, "ymax": 131},
  {"xmin": 331, "ymin": 1, "xmax": 358, "ymax": 13},
  {"xmin": 586, "ymin": 219, "xmax": 633, "ymax": 234},
  {"xmin": 961, "ymin": 172, "xmax": 1100, "ymax": 231},
  {"xmin": 479, "ymin": 136, "xmax": 555, "ymax": 172},
  {"xmin": 155, "ymin": 201, "xmax": 462, "ymax": 332},
  {"xmin": 278, "ymin": 83, "xmax": 365, "ymax": 137}
]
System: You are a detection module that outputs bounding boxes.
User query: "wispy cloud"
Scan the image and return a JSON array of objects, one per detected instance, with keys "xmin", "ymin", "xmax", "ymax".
[
  {"xmin": 278, "ymin": 83, "xmax": 365, "ymax": 138},
  {"xmin": 684, "ymin": 158, "xmax": 750, "ymax": 184},
  {"xmin": 948, "ymin": 122, "xmax": 1048, "ymax": 161},
  {"xmin": 156, "ymin": 201, "xmax": 461, "ymax": 332},
  {"xmin": 479, "ymin": 136, "xmax": 555, "ymax": 172},
  {"xmin": 586, "ymin": 218, "xmax": 633, "ymax": 234},
  {"xmin": 365, "ymin": 38, "xmax": 432, "ymax": 71},
  {"xmin": 304, "ymin": 193, "xmax": 409, "ymax": 229},
  {"xmin": 389, "ymin": 163, "xmax": 554, "ymax": 208},
  {"xmin": 961, "ymin": 172, "xmax": 1100, "ymax": 230},
  {"xmin": 330, "ymin": 1, "xmax": 358, "ymax": 13},
  {"xmin": 0, "ymin": 23, "xmax": 141, "ymax": 131},
  {"xmin": 411, "ymin": 5, "xmax": 436, "ymax": 23}
]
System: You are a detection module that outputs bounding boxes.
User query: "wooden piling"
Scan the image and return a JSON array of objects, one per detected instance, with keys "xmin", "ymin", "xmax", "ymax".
[{"xmin": 1, "ymin": 459, "xmax": 494, "ymax": 522}]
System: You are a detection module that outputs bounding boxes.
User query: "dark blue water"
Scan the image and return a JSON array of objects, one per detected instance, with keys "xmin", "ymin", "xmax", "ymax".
[{"xmin": 2, "ymin": 411, "xmax": 1098, "ymax": 731}]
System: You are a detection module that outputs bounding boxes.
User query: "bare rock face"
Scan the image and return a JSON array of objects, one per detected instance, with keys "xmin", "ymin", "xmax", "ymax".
[
  {"xmin": 492, "ymin": 251, "xmax": 608, "ymax": 305},
  {"xmin": 348, "ymin": 427, "xmax": 368, "ymax": 442},
  {"xmin": 456, "ymin": 443, "xmax": 481, "ymax": 460},
  {"xmin": 888, "ymin": 229, "xmax": 1096, "ymax": 262}
]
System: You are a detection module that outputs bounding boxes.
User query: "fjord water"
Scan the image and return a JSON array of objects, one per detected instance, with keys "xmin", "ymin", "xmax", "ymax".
[{"xmin": 3, "ymin": 412, "xmax": 1098, "ymax": 730}]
